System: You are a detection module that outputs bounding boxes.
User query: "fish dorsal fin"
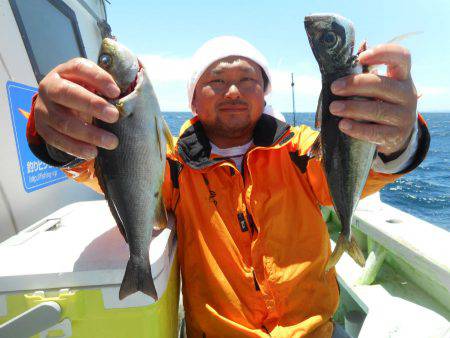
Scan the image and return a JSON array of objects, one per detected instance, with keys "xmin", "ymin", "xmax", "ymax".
[
  {"xmin": 162, "ymin": 118, "xmax": 175, "ymax": 152},
  {"xmin": 315, "ymin": 89, "xmax": 323, "ymax": 130},
  {"xmin": 94, "ymin": 159, "xmax": 128, "ymax": 242}
]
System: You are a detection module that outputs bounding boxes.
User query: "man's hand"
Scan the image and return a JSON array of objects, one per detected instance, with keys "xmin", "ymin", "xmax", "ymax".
[
  {"xmin": 34, "ymin": 57, "xmax": 121, "ymax": 159},
  {"xmin": 329, "ymin": 44, "xmax": 418, "ymax": 156}
]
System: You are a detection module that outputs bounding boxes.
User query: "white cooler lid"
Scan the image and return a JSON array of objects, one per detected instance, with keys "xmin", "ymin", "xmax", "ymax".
[{"xmin": 0, "ymin": 200, "xmax": 177, "ymax": 298}]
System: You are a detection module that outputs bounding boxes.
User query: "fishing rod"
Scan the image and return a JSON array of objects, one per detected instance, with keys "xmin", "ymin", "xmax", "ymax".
[{"xmin": 291, "ymin": 73, "xmax": 296, "ymax": 126}]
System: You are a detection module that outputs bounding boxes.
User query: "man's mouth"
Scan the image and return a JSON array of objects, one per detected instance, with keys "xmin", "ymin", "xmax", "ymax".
[
  {"xmin": 220, "ymin": 106, "xmax": 247, "ymax": 111},
  {"xmin": 218, "ymin": 101, "xmax": 248, "ymax": 112}
]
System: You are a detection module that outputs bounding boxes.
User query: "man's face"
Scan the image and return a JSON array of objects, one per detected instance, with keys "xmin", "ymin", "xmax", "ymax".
[{"xmin": 193, "ymin": 56, "xmax": 265, "ymax": 144}]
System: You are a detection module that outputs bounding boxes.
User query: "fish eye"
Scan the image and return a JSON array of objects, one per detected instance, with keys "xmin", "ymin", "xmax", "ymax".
[
  {"xmin": 98, "ymin": 53, "xmax": 112, "ymax": 68},
  {"xmin": 321, "ymin": 32, "xmax": 337, "ymax": 46}
]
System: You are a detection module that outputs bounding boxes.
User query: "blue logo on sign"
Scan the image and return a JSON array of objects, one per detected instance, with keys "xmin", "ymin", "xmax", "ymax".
[{"xmin": 6, "ymin": 81, "xmax": 67, "ymax": 193}]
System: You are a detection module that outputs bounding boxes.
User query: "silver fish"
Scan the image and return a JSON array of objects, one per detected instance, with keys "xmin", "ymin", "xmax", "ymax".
[
  {"xmin": 96, "ymin": 38, "xmax": 173, "ymax": 300},
  {"xmin": 305, "ymin": 14, "xmax": 375, "ymax": 271}
]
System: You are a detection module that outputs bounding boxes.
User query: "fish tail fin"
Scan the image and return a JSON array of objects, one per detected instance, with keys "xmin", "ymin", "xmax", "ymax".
[
  {"xmin": 325, "ymin": 234, "xmax": 365, "ymax": 272},
  {"xmin": 347, "ymin": 235, "xmax": 366, "ymax": 267},
  {"xmin": 119, "ymin": 254, "xmax": 158, "ymax": 300},
  {"xmin": 325, "ymin": 234, "xmax": 346, "ymax": 272}
]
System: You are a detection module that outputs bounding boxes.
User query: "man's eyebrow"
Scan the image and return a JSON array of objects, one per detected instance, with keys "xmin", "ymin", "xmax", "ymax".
[
  {"xmin": 211, "ymin": 65, "xmax": 256, "ymax": 75},
  {"xmin": 211, "ymin": 66, "xmax": 255, "ymax": 75}
]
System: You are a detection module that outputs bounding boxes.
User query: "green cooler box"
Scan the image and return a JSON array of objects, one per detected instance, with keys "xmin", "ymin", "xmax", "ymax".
[{"xmin": 0, "ymin": 201, "xmax": 179, "ymax": 338}]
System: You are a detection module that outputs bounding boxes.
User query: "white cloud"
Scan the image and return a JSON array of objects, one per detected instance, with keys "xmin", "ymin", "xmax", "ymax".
[
  {"xmin": 139, "ymin": 54, "xmax": 191, "ymax": 83},
  {"xmin": 270, "ymin": 69, "xmax": 321, "ymax": 96},
  {"xmin": 138, "ymin": 54, "xmax": 191, "ymax": 111},
  {"xmin": 416, "ymin": 85, "xmax": 450, "ymax": 112},
  {"xmin": 268, "ymin": 68, "xmax": 321, "ymax": 112},
  {"xmin": 417, "ymin": 85, "xmax": 450, "ymax": 96}
]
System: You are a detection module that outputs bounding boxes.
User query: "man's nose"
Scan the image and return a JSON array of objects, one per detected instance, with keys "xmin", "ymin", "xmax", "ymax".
[{"xmin": 224, "ymin": 84, "xmax": 240, "ymax": 99}]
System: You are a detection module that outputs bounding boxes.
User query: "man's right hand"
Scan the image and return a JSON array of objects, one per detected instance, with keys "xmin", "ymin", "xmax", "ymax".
[{"xmin": 34, "ymin": 57, "xmax": 121, "ymax": 160}]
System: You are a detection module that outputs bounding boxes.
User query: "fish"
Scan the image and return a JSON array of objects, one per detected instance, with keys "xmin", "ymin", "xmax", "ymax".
[
  {"xmin": 304, "ymin": 13, "xmax": 376, "ymax": 272},
  {"xmin": 95, "ymin": 38, "xmax": 174, "ymax": 300}
]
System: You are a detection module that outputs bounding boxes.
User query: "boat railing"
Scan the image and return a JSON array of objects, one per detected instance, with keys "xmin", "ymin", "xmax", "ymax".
[{"xmin": 322, "ymin": 192, "xmax": 450, "ymax": 337}]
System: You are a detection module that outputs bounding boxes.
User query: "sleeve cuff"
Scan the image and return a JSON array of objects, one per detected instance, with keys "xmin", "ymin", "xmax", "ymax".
[
  {"xmin": 26, "ymin": 93, "xmax": 85, "ymax": 168},
  {"xmin": 372, "ymin": 113, "xmax": 430, "ymax": 174}
]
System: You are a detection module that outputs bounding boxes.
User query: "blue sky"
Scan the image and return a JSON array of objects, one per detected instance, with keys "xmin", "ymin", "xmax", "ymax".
[{"xmin": 107, "ymin": 0, "xmax": 450, "ymax": 113}]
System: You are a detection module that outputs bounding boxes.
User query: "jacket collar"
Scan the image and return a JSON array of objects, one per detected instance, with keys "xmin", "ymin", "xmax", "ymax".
[{"xmin": 177, "ymin": 114, "xmax": 292, "ymax": 170}]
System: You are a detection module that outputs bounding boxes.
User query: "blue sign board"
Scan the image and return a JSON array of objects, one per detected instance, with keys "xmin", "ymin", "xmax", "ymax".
[{"xmin": 6, "ymin": 81, "xmax": 67, "ymax": 193}]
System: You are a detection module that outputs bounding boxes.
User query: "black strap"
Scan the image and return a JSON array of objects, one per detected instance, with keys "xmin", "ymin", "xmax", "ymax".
[{"xmin": 167, "ymin": 158, "xmax": 183, "ymax": 189}]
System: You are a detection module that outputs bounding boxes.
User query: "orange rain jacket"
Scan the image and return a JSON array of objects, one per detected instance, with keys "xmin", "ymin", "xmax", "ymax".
[{"xmin": 27, "ymin": 101, "xmax": 430, "ymax": 337}]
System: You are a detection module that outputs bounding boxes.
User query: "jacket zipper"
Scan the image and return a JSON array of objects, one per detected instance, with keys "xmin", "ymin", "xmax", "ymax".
[
  {"xmin": 242, "ymin": 152, "xmax": 258, "ymax": 235},
  {"xmin": 241, "ymin": 152, "xmax": 261, "ymax": 292}
]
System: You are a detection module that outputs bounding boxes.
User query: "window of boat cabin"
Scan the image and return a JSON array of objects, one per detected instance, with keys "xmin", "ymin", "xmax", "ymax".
[{"xmin": 9, "ymin": 0, "xmax": 86, "ymax": 83}]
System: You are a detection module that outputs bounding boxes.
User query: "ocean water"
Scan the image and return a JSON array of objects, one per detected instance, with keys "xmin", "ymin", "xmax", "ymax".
[{"xmin": 162, "ymin": 112, "xmax": 449, "ymax": 230}]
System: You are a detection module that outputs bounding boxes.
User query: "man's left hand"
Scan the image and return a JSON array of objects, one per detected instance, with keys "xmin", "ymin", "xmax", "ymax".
[{"xmin": 329, "ymin": 44, "xmax": 418, "ymax": 156}]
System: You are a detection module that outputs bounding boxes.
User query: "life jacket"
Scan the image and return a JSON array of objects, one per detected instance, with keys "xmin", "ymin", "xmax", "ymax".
[{"xmin": 162, "ymin": 114, "xmax": 408, "ymax": 337}]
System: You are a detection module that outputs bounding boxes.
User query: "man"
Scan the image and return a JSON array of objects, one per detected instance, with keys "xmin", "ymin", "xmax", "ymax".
[{"xmin": 27, "ymin": 36, "xmax": 429, "ymax": 337}]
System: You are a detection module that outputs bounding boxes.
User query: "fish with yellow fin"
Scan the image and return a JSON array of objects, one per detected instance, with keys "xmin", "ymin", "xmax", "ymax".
[{"xmin": 95, "ymin": 37, "xmax": 174, "ymax": 300}]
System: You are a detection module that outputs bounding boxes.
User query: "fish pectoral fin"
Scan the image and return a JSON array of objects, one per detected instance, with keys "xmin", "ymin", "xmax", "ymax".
[
  {"xmin": 162, "ymin": 118, "xmax": 175, "ymax": 152},
  {"xmin": 386, "ymin": 31, "xmax": 423, "ymax": 44},
  {"xmin": 308, "ymin": 134, "xmax": 322, "ymax": 160},
  {"xmin": 94, "ymin": 160, "xmax": 128, "ymax": 243},
  {"xmin": 355, "ymin": 41, "xmax": 372, "ymax": 73},
  {"xmin": 358, "ymin": 33, "xmax": 422, "ymax": 75},
  {"xmin": 356, "ymin": 40, "xmax": 368, "ymax": 55}
]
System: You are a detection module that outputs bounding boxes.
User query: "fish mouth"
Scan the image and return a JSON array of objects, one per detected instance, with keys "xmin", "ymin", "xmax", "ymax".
[{"xmin": 117, "ymin": 61, "xmax": 143, "ymax": 100}]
